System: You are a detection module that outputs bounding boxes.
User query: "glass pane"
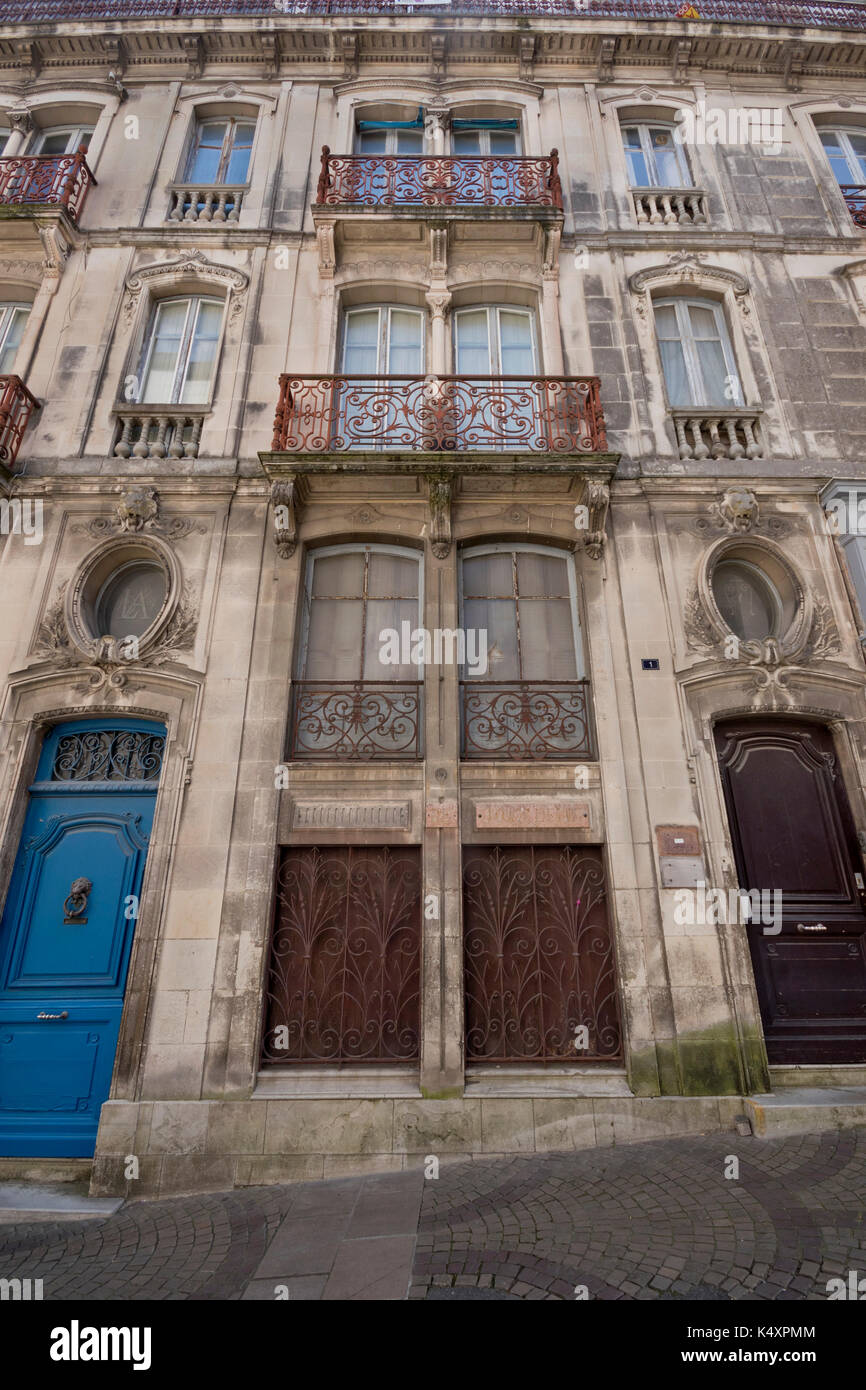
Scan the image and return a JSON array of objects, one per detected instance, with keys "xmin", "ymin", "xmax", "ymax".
[
  {"xmin": 622, "ymin": 127, "xmax": 649, "ymax": 186},
  {"xmin": 39, "ymin": 131, "xmax": 76, "ymax": 155},
  {"xmin": 850, "ymin": 131, "xmax": 866, "ymax": 179},
  {"xmin": 311, "ymin": 551, "xmax": 365, "ymax": 598},
  {"xmin": 357, "ymin": 129, "xmax": 388, "ymax": 154},
  {"xmin": 455, "ymin": 310, "xmax": 491, "ymax": 374},
  {"xmin": 179, "ymin": 300, "xmax": 221, "ymax": 404},
  {"xmin": 820, "ymin": 130, "xmax": 855, "ymax": 185},
  {"xmin": 395, "ymin": 129, "xmax": 423, "ymax": 154},
  {"xmin": 453, "ymin": 130, "xmax": 482, "ymax": 155},
  {"xmin": 649, "ymin": 128, "xmax": 685, "ymax": 187},
  {"xmin": 304, "ymin": 598, "xmax": 363, "ymax": 679},
  {"xmin": 519, "ymin": 597, "xmax": 578, "ymax": 679},
  {"xmin": 364, "ymin": 597, "xmax": 419, "ymax": 679},
  {"xmin": 0, "ymin": 306, "xmax": 29, "ymax": 373},
  {"xmin": 712, "ymin": 562, "xmax": 776, "ymax": 641},
  {"xmin": 187, "ymin": 122, "xmax": 227, "ymax": 182},
  {"xmin": 658, "ymin": 338, "xmax": 692, "ymax": 406},
  {"xmin": 654, "ymin": 303, "xmax": 680, "ymax": 339},
  {"xmin": 0, "ymin": 131, "xmax": 10, "ymax": 156},
  {"xmin": 343, "ymin": 310, "xmax": 380, "ymax": 374},
  {"xmin": 367, "ymin": 551, "xmax": 418, "ymax": 599},
  {"xmin": 142, "ymin": 299, "xmax": 188, "ymax": 403},
  {"xmin": 489, "ymin": 130, "xmax": 519, "ymax": 155},
  {"xmin": 688, "ymin": 304, "xmax": 722, "ymax": 338},
  {"xmin": 498, "ymin": 311, "xmax": 535, "ymax": 374},
  {"xmin": 226, "ymin": 125, "xmax": 254, "ymax": 184},
  {"xmin": 387, "ymin": 310, "xmax": 423, "ymax": 375},
  {"xmin": 463, "ymin": 597, "xmax": 518, "ymax": 679},
  {"xmin": 462, "ymin": 552, "xmax": 513, "ymax": 598},
  {"xmin": 516, "ymin": 550, "xmax": 569, "ymax": 598},
  {"xmin": 694, "ymin": 338, "xmax": 729, "ymax": 404},
  {"xmin": 95, "ymin": 563, "xmax": 167, "ymax": 640}
]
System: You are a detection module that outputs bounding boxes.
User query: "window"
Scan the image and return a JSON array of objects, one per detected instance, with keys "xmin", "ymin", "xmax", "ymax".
[
  {"xmin": 342, "ymin": 306, "xmax": 424, "ymax": 376},
  {"xmin": 453, "ymin": 306, "xmax": 537, "ymax": 375},
  {"xmin": 185, "ymin": 118, "xmax": 255, "ymax": 184},
  {"xmin": 31, "ymin": 127, "xmax": 93, "ymax": 155},
  {"xmin": 711, "ymin": 559, "xmax": 782, "ymax": 641},
  {"xmin": 354, "ymin": 110, "xmax": 424, "ymax": 155},
  {"xmin": 460, "ymin": 545, "xmax": 582, "ymax": 682},
  {"xmin": 136, "ymin": 296, "xmax": 223, "ymax": 405},
  {"xmin": 93, "ymin": 561, "xmax": 168, "ymax": 641},
  {"xmin": 621, "ymin": 123, "xmax": 690, "ymax": 188},
  {"xmin": 298, "ymin": 545, "xmax": 422, "ymax": 683},
  {"xmin": 451, "ymin": 122, "xmax": 520, "ymax": 156},
  {"xmin": 653, "ymin": 297, "xmax": 741, "ymax": 408},
  {"xmin": 819, "ymin": 127, "xmax": 866, "ymax": 187},
  {"xmin": 0, "ymin": 303, "xmax": 30, "ymax": 373}
]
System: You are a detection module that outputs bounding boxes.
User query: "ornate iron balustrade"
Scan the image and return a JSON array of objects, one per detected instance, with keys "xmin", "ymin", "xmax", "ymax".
[
  {"xmin": 0, "ymin": 374, "xmax": 39, "ymax": 470},
  {"xmin": 5, "ymin": 1, "xmax": 866, "ymax": 31},
  {"xmin": 316, "ymin": 146, "xmax": 562, "ymax": 210},
  {"xmin": 463, "ymin": 845, "xmax": 622, "ymax": 1063},
  {"xmin": 290, "ymin": 680, "xmax": 423, "ymax": 760},
  {"xmin": 0, "ymin": 149, "xmax": 95, "ymax": 223},
  {"xmin": 272, "ymin": 375, "xmax": 607, "ymax": 454},
  {"xmin": 262, "ymin": 846, "xmax": 422, "ymax": 1064},
  {"xmin": 461, "ymin": 680, "xmax": 594, "ymax": 760},
  {"xmin": 841, "ymin": 185, "xmax": 866, "ymax": 229}
]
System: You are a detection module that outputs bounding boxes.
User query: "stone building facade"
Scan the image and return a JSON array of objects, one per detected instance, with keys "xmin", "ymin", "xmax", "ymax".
[{"xmin": 0, "ymin": 0, "xmax": 865, "ymax": 1197}]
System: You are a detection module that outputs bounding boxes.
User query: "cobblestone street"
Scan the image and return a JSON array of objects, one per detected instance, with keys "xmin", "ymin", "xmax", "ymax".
[{"xmin": 1, "ymin": 1129, "xmax": 865, "ymax": 1301}]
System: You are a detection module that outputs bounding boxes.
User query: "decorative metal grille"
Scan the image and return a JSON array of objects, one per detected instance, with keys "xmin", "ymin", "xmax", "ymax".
[
  {"xmin": 463, "ymin": 845, "xmax": 622, "ymax": 1062},
  {"xmin": 51, "ymin": 730, "xmax": 165, "ymax": 782},
  {"xmin": 4, "ymin": 2, "xmax": 866, "ymax": 32},
  {"xmin": 461, "ymin": 680, "xmax": 594, "ymax": 760},
  {"xmin": 841, "ymin": 185, "xmax": 866, "ymax": 228},
  {"xmin": 0, "ymin": 150, "xmax": 96, "ymax": 223},
  {"xmin": 316, "ymin": 148, "xmax": 562, "ymax": 209},
  {"xmin": 271, "ymin": 375, "xmax": 607, "ymax": 454},
  {"xmin": 290, "ymin": 681, "xmax": 423, "ymax": 760},
  {"xmin": 261, "ymin": 846, "xmax": 422, "ymax": 1063},
  {"xmin": 0, "ymin": 375, "xmax": 39, "ymax": 468}
]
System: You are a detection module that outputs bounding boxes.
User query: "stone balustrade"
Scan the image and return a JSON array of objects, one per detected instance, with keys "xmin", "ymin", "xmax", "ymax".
[
  {"xmin": 671, "ymin": 409, "xmax": 763, "ymax": 461},
  {"xmin": 632, "ymin": 188, "xmax": 708, "ymax": 226},
  {"xmin": 113, "ymin": 407, "xmax": 208, "ymax": 459},
  {"xmin": 167, "ymin": 185, "xmax": 245, "ymax": 222}
]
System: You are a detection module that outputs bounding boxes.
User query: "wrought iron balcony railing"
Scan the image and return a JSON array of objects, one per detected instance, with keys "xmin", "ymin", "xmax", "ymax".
[
  {"xmin": 841, "ymin": 186, "xmax": 866, "ymax": 229},
  {"xmin": 272, "ymin": 375, "xmax": 607, "ymax": 454},
  {"xmin": 4, "ymin": 1, "xmax": 866, "ymax": 32},
  {"xmin": 0, "ymin": 149, "xmax": 95, "ymax": 224},
  {"xmin": 0, "ymin": 374, "xmax": 39, "ymax": 471},
  {"xmin": 289, "ymin": 680, "xmax": 423, "ymax": 760},
  {"xmin": 461, "ymin": 680, "xmax": 594, "ymax": 760},
  {"xmin": 316, "ymin": 147, "xmax": 562, "ymax": 210}
]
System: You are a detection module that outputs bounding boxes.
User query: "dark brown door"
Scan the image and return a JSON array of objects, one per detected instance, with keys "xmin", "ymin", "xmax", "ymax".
[
  {"xmin": 715, "ymin": 719, "xmax": 866, "ymax": 1064},
  {"xmin": 462, "ymin": 844, "xmax": 622, "ymax": 1063},
  {"xmin": 260, "ymin": 846, "xmax": 421, "ymax": 1064}
]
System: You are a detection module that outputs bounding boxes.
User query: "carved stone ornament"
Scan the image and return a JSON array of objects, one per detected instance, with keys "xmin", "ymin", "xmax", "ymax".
[
  {"xmin": 271, "ymin": 476, "xmax": 305, "ymax": 558},
  {"xmin": 629, "ymin": 254, "xmax": 751, "ymax": 318},
  {"xmin": 122, "ymin": 251, "xmax": 249, "ymax": 327},
  {"xmin": 427, "ymin": 473, "xmax": 452, "ymax": 559},
  {"xmin": 715, "ymin": 487, "xmax": 759, "ymax": 533},
  {"xmin": 8, "ymin": 104, "xmax": 32, "ymax": 135},
  {"xmin": 582, "ymin": 479, "xmax": 610, "ymax": 560},
  {"xmin": 71, "ymin": 487, "xmax": 206, "ymax": 542}
]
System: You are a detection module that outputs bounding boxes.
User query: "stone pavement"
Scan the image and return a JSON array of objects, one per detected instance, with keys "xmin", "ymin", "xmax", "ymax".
[{"xmin": 0, "ymin": 1128, "xmax": 865, "ymax": 1300}]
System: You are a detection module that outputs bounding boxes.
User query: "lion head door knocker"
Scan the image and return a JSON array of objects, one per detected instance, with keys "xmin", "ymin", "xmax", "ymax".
[{"xmin": 63, "ymin": 877, "xmax": 92, "ymax": 924}]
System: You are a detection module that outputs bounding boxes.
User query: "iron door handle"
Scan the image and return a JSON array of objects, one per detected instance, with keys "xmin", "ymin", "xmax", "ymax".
[
  {"xmin": 36, "ymin": 1011, "xmax": 68, "ymax": 1020},
  {"xmin": 797, "ymin": 923, "xmax": 827, "ymax": 933},
  {"xmin": 63, "ymin": 877, "xmax": 92, "ymax": 924}
]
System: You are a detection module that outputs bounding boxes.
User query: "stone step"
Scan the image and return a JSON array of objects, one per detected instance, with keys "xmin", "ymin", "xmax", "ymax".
[
  {"xmin": 0, "ymin": 1180, "xmax": 122, "ymax": 1222},
  {"xmin": 746, "ymin": 1087, "xmax": 866, "ymax": 1137},
  {"xmin": 770, "ymin": 1064, "xmax": 866, "ymax": 1089}
]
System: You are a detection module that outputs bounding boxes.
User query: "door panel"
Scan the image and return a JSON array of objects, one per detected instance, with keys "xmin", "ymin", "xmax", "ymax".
[
  {"xmin": 0, "ymin": 721, "xmax": 163, "ymax": 1156},
  {"xmin": 715, "ymin": 719, "xmax": 866, "ymax": 1064}
]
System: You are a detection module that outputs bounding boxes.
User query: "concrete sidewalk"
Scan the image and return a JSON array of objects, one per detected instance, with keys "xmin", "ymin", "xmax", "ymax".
[{"xmin": 0, "ymin": 1128, "xmax": 864, "ymax": 1300}]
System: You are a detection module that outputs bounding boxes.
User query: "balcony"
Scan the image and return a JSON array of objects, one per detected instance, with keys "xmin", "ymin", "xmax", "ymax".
[
  {"xmin": 632, "ymin": 187, "xmax": 708, "ymax": 227},
  {"xmin": 841, "ymin": 186, "xmax": 866, "ymax": 229},
  {"xmin": 315, "ymin": 147, "xmax": 562, "ymax": 213},
  {"xmin": 289, "ymin": 680, "xmax": 423, "ymax": 761},
  {"xmin": 271, "ymin": 375, "xmax": 607, "ymax": 457},
  {"xmin": 113, "ymin": 406, "xmax": 208, "ymax": 459},
  {"xmin": 461, "ymin": 680, "xmax": 594, "ymax": 760},
  {"xmin": 0, "ymin": 149, "xmax": 95, "ymax": 225},
  {"xmin": 167, "ymin": 183, "xmax": 246, "ymax": 223},
  {"xmin": 671, "ymin": 408, "xmax": 763, "ymax": 461},
  {"xmin": 0, "ymin": 375, "xmax": 40, "ymax": 477}
]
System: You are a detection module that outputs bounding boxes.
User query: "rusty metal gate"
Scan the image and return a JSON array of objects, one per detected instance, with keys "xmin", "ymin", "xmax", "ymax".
[
  {"xmin": 260, "ymin": 846, "xmax": 422, "ymax": 1064},
  {"xmin": 462, "ymin": 845, "xmax": 622, "ymax": 1062}
]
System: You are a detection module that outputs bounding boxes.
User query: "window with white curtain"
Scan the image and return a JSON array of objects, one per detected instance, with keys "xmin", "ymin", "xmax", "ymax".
[
  {"xmin": 341, "ymin": 306, "xmax": 425, "ymax": 376},
  {"xmin": 297, "ymin": 545, "xmax": 423, "ymax": 683},
  {"xmin": 31, "ymin": 126, "xmax": 93, "ymax": 155},
  {"xmin": 819, "ymin": 127, "xmax": 866, "ymax": 187},
  {"xmin": 653, "ymin": 297, "xmax": 741, "ymax": 408},
  {"xmin": 453, "ymin": 306, "xmax": 537, "ymax": 376},
  {"xmin": 621, "ymin": 123, "xmax": 691, "ymax": 188},
  {"xmin": 0, "ymin": 303, "xmax": 30, "ymax": 373},
  {"xmin": 459, "ymin": 544, "xmax": 583, "ymax": 682},
  {"xmin": 136, "ymin": 296, "xmax": 223, "ymax": 405}
]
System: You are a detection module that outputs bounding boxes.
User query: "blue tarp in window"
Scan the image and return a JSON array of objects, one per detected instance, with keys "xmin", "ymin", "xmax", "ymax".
[
  {"xmin": 357, "ymin": 108, "xmax": 424, "ymax": 131},
  {"xmin": 451, "ymin": 119, "xmax": 520, "ymax": 131}
]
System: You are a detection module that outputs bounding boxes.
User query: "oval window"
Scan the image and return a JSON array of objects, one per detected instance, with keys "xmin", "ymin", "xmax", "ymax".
[
  {"xmin": 93, "ymin": 561, "xmax": 167, "ymax": 640},
  {"xmin": 712, "ymin": 559, "xmax": 781, "ymax": 641}
]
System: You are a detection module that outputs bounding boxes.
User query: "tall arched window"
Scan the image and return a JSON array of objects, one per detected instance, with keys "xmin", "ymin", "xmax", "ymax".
[
  {"xmin": 136, "ymin": 295, "xmax": 223, "ymax": 405},
  {"xmin": 291, "ymin": 544, "xmax": 424, "ymax": 761},
  {"xmin": 653, "ymin": 296, "xmax": 741, "ymax": 407},
  {"xmin": 459, "ymin": 544, "xmax": 591, "ymax": 760},
  {"xmin": 621, "ymin": 121, "xmax": 690, "ymax": 188}
]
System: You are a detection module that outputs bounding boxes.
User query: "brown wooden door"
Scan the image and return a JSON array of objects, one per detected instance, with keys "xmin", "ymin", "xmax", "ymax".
[{"xmin": 715, "ymin": 719, "xmax": 866, "ymax": 1064}]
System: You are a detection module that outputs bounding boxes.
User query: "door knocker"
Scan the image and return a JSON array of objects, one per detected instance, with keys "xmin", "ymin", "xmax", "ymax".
[{"xmin": 63, "ymin": 877, "xmax": 92, "ymax": 924}]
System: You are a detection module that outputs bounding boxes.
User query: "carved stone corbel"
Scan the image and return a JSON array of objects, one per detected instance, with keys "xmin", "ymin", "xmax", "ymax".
[
  {"xmin": 431, "ymin": 32, "xmax": 447, "ymax": 79},
  {"xmin": 672, "ymin": 39, "xmax": 692, "ymax": 83},
  {"xmin": 597, "ymin": 36, "xmax": 617, "ymax": 82},
  {"xmin": 519, "ymin": 34, "xmax": 536, "ymax": 81},
  {"xmin": 341, "ymin": 33, "xmax": 359, "ymax": 78},
  {"xmin": 543, "ymin": 224, "xmax": 562, "ymax": 281},
  {"xmin": 182, "ymin": 34, "xmax": 205, "ymax": 79},
  {"xmin": 8, "ymin": 103, "xmax": 32, "ymax": 136},
  {"xmin": 427, "ymin": 474, "xmax": 453, "ymax": 560},
  {"xmin": 582, "ymin": 480, "xmax": 610, "ymax": 560},
  {"xmin": 429, "ymin": 223, "xmax": 448, "ymax": 278},
  {"xmin": 271, "ymin": 476, "xmax": 306, "ymax": 559},
  {"xmin": 317, "ymin": 220, "xmax": 336, "ymax": 279},
  {"xmin": 37, "ymin": 221, "xmax": 71, "ymax": 279},
  {"xmin": 782, "ymin": 41, "xmax": 805, "ymax": 92}
]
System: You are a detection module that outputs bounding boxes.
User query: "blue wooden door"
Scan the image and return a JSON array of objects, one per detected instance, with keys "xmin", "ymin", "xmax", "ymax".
[{"xmin": 0, "ymin": 720, "xmax": 165, "ymax": 1156}]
